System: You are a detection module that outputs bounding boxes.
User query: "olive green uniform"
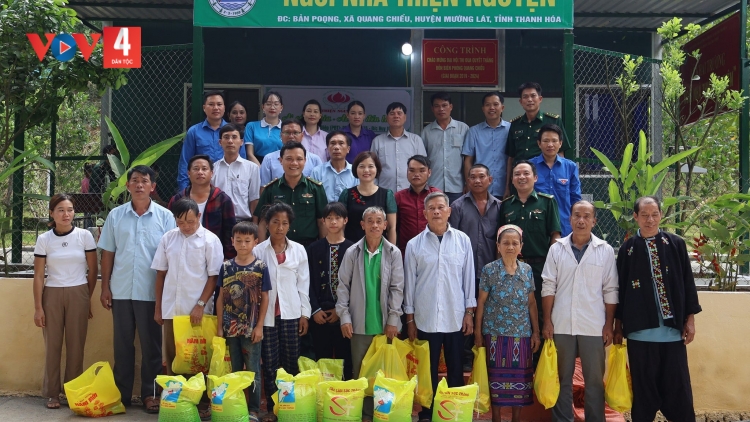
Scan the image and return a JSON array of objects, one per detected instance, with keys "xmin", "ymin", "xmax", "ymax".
[
  {"xmin": 506, "ymin": 110, "xmax": 573, "ymax": 162},
  {"xmin": 498, "ymin": 190, "xmax": 561, "ymax": 365},
  {"xmin": 254, "ymin": 176, "xmax": 328, "ymax": 245}
]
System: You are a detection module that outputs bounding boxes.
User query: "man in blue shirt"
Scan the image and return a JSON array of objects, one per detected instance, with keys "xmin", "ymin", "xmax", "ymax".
[
  {"xmin": 310, "ymin": 131, "xmax": 359, "ymax": 202},
  {"xmin": 177, "ymin": 91, "xmax": 247, "ymax": 191},
  {"xmin": 98, "ymin": 165, "xmax": 176, "ymax": 413},
  {"xmin": 529, "ymin": 124, "xmax": 581, "ymax": 236},
  {"xmin": 462, "ymin": 92, "xmax": 511, "ymax": 198}
]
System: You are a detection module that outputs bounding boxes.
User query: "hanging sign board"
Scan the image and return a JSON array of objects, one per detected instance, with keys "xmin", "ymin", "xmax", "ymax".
[
  {"xmin": 422, "ymin": 39, "xmax": 498, "ymax": 85},
  {"xmin": 195, "ymin": 0, "xmax": 573, "ymax": 29}
]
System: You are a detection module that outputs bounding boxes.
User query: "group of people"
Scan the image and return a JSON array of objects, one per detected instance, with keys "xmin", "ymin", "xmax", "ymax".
[{"xmin": 32, "ymin": 81, "xmax": 701, "ymax": 422}]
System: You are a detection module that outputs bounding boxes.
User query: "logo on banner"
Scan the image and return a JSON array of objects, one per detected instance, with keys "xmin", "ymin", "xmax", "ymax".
[
  {"xmin": 26, "ymin": 27, "xmax": 141, "ymax": 68},
  {"xmin": 323, "ymin": 91, "xmax": 352, "ymax": 107},
  {"xmin": 209, "ymin": 0, "xmax": 256, "ymax": 18}
]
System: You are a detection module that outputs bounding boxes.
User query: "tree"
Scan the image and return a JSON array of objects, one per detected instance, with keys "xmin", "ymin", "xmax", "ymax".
[
  {"xmin": 656, "ymin": 18, "xmax": 744, "ymax": 203},
  {"xmin": 0, "ymin": 0, "xmax": 127, "ymax": 163}
]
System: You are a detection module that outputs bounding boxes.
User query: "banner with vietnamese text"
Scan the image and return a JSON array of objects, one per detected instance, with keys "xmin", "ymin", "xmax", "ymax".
[{"xmin": 194, "ymin": 0, "xmax": 573, "ymax": 29}]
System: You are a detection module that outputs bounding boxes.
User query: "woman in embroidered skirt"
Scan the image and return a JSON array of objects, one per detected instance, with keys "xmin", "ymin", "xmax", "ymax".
[{"xmin": 474, "ymin": 224, "xmax": 540, "ymax": 422}]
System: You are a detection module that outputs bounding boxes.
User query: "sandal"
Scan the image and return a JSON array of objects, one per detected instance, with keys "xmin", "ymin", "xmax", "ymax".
[
  {"xmin": 46, "ymin": 397, "xmax": 60, "ymax": 409},
  {"xmin": 143, "ymin": 396, "xmax": 160, "ymax": 414},
  {"xmin": 262, "ymin": 413, "xmax": 278, "ymax": 422},
  {"xmin": 198, "ymin": 403, "xmax": 211, "ymax": 421},
  {"xmin": 249, "ymin": 412, "xmax": 261, "ymax": 422}
]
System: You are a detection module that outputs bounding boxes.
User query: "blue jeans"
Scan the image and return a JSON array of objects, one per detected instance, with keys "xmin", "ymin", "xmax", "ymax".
[{"xmin": 226, "ymin": 336, "xmax": 262, "ymax": 414}]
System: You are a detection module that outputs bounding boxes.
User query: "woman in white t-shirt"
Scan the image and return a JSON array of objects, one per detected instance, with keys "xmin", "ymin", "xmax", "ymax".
[{"xmin": 33, "ymin": 193, "xmax": 98, "ymax": 409}]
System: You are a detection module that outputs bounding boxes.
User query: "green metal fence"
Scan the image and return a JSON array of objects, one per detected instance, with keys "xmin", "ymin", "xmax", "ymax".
[
  {"xmin": 572, "ymin": 45, "xmax": 661, "ymax": 250},
  {"xmin": 5, "ymin": 44, "xmax": 192, "ymax": 269},
  {"xmin": 109, "ymin": 43, "xmax": 193, "ymax": 200}
]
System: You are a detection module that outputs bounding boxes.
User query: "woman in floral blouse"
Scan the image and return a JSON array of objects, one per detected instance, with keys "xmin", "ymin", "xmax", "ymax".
[
  {"xmin": 474, "ymin": 224, "xmax": 540, "ymax": 422},
  {"xmin": 338, "ymin": 151, "xmax": 397, "ymax": 244}
]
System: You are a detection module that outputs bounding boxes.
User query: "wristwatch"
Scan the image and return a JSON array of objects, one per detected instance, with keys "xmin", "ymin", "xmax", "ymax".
[
  {"xmin": 197, "ymin": 300, "xmax": 206, "ymax": 307},
  {"xmin": 466, "ymin": 310, "xmax": 475, "ymax": 317}
]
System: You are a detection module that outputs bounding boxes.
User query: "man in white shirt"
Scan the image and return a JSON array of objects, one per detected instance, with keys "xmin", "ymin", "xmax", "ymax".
[
  {"xmin": 370, "ymin": 102, "xmax": 426, "ymax": 192},
  {"xmin": 212, "ymin": 123, "xmax": 261, "ymax": 221},
  {"xmin": 541, "ymin": 200, "xmax": 618, "ymax": 422},
  {"xmin": 421, "ymin": 92, "xmax": 469, "ymax": 203},
  {"xmin": 404, "ymin": 191, "xmax": 476, "ymax": 421}
]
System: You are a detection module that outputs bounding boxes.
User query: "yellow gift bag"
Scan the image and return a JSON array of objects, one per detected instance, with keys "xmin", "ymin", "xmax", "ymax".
[
  {"xmin": 359, "ymin": 340, "xmax": 409, "ymax": 396},
  {"xmin": 605, "ymin": 344, "xmax": 633, "ymax": 412},
  {"xmin": 297, "ymin": 356, "xmax": 345, "ymax": 381},
  {"xmin": 64, "ymin": 361, "xmax": 126, "ymax": 417},
  {"xmin": 467, "ymin": 346, "xmax": 490, "ymax": 414},
  {"xmin": 317, "ymin": 377, "xmax": 368, "ymax": 421},
  {"xmin": 298, "ymin": 356, "xmax": 318, "ymax": 372},
  {"xmin": 404, "ymin": 338, "xmax": 432, "ymax": 408},
  {"xmin": 172, "ymin": 315, "xmax": 218, "ymax": 375},
  {"xmin": 533, "ymin": 339, "xmax": 560, "ymax": 409},
  {"xmin": 361, "ymin": 335, "xmax": 387, "ymax": 364},
  {"xmin": 273, "ymin": 368, "xmax": 321, "ymax": 421},
  {"xmin": 209, "ymin": 336, "xmax": 232, "ymax": 377},
  {"xmin": 319, "ymin": 359, "xmax": 345, "ymax": 381},
  {"xmin": 361, "ymin": 335, "xmax": 410, "ymax": 365},
  {"xmin": 373, "ymin": 370, "xmax": 417, "ymax": 422},
  {"xmin": 431, "ymin": 378, "xmax": 478, "ymax": 422},
  {"xmin": 207, "ymin": 371, "xmax": 255, "ymax": 422},
  {"xmin": 155, "ymin": 373, "xmax": 206, "ymax": 422}
]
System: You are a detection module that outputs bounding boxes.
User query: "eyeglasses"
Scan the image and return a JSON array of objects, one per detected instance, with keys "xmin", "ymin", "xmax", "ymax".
[
  {"xmin": 264, "ymin": 102, "xmax": 282, "ymax": 108},
  {"xmin": 282, "ymin": 131, "xmax": 302, "ymax": 136}
]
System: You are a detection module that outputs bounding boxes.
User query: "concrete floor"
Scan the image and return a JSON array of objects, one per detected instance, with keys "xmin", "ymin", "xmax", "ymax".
[
  {"xmin": 0, "ymin": 396, "xmax": 157, "ymax": 421},
  {"xmin": 0, "ymin": 396, "xmax": 433, "ymax": 421}
]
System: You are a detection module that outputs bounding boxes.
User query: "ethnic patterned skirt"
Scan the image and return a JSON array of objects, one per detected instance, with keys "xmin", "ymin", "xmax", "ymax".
[{"xmin": 485, "ymin": 334, "xmax": 534, "ymax": 407}]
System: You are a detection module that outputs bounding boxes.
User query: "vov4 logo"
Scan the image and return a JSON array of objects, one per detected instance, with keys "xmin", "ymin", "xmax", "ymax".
[{"xmin": 26, "ymin": 27, "xmax": 141, "ymax": 68}]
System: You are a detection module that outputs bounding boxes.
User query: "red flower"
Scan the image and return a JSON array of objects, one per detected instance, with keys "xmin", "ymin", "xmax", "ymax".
[
  {"xmin": 351, "ymin": 189, "xmax": 365, "ymax": 205},
  {"xmin": 711, "ymin": 257, "xmax": 721, "ymax": 273}
]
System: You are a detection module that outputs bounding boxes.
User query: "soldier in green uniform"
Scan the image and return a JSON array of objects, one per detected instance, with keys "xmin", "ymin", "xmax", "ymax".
[
  {"xmin": 505, "ymin": 82, "xmax": 573, "ymax": 197},
  {"xmin": 498, "ymin": 160, "xmax": 561, "ymax": 364},
  {"xmin": 253, "ymin": 141, "xmax": 328, "ymax": 246}
]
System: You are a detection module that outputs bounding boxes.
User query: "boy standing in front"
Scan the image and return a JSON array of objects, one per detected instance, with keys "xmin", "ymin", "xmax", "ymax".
[
  {"xmin": 307, "ymin": 203, "xmax": 355, "ymax": 379},
  {"xmin": 151, "ymin": 197, "xmax": 224, "ymax": 420},
  {"xmin": 217, "ymin": 222, "xmax": 270, "ymax": 422}
]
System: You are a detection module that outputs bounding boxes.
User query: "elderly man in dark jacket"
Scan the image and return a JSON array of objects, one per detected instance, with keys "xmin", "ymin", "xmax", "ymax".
[{"xmin": 614, "ymin": 196, "xmax": 702, "ymax": 422}]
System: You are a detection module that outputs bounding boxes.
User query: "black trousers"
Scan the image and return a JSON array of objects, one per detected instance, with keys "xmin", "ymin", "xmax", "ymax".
[
  {"xmin": 628, "ymin": 339, "xmax": 696, "ymax": 422},
  {"xmin": 417, "ymin": 329, "xmax": 465, "ymax": 420},
  {"xmin": 309, "ymin": 319, "xmax": 353, "ymax": 380},
  {"xmin": 111, "ymin": 300, "xmax": 163, "ymax": 403}
]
